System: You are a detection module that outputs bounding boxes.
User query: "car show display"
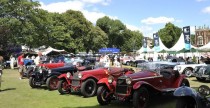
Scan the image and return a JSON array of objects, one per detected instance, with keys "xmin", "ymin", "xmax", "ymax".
[
  {"xmin": 96, "ymin": 62, "xmax": 189, "ymax": 108},
  {"xmin": 194, "ymin": 65, "xmax": 210, "ymax": 82}
]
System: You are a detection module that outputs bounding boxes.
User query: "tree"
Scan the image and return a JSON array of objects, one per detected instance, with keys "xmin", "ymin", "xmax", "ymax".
[{"xmin": 158, "ymin": 22, "xmax": 182, "ymax": 48}]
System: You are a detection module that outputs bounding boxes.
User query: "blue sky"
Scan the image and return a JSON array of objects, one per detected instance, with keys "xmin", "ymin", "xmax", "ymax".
[{"xmin": 36, "ymin": 0, "xmax": 210, "ymax": 37}]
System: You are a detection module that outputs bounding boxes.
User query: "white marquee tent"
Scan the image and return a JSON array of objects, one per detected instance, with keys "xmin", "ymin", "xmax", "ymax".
[{"xmin": 198, "ymin": 42, "xmax": 210, "ymax": 51}]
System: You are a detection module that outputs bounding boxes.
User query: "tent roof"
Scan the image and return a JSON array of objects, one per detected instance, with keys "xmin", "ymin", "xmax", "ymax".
[
  {"xmin": 136, "ymin": 45, "xmax": 153, "ymax": 53},
  {"xmin": 168, "ymin": 33, "xmax": 198, "ymax": 51},
  {"xmin": 198, "ymin": 42, "xmax": 210, "ymax": 51}
]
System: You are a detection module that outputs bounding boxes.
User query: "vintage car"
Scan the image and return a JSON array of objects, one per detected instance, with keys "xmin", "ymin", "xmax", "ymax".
[
  {"xmin": 29, "ymin": 62, "xmax": 90, "ymax": 90},
  {"xmin": 96, "ymin": 62, "xmax": 189, "ymax": 108},
  {"xmin": 194, "ymin": 65, "xmax": 210, "ymax": 81},
  {"xmin": 57, "ymin": 64, "xmax": 134, "ymax": 97},
  {"xmin": 129, "ymin": 60, "xmax": 146, "ymax": 67},
  {"xmin": 173, "ymin": 62, "xmax": 206, "ymax": 77},
  {"xmin": 174, "ymin": 85, "xmax": 210, "ymax": 108}
]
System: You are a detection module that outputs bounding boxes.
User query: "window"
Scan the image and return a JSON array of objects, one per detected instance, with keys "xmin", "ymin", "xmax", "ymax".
[{"xmin": 197, "ymin": 36, "xmax": 203, "ymax": 45}]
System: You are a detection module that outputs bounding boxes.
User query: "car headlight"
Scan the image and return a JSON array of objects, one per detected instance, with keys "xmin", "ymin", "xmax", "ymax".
[
  {"xmin": 126, "ymin": 77, "xmax": 132, "ymax": 85},
  {"xmin": 67, "ymin": 72, "xmax": 71, "ymax": 78},
  {"xmin": 48, "ymin": 69, "xmax": 51, "ymax": 74},
  {"xmin": 78, "ymin": 73, "xmax": 82, "ymax": 79},
  {"xmin": 108, "ymin": 76, "xmax": 114, "ymax": 84}
]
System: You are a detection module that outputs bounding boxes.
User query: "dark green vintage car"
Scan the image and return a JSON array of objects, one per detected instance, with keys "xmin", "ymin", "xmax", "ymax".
[{"xmin": 194, "ymin": 65, "xmax": 210, "ymax": 81}]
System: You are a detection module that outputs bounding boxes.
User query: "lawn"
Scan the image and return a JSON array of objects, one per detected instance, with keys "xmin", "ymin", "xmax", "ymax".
[{"xmin": 0, "ymin": 69, "xmax": 210, "ymax": 108}]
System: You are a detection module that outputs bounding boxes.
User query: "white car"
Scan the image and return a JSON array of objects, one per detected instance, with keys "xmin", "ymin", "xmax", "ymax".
[{"xmin": 174, "ymin": 63, "xmax": 207, "ymax": 77}]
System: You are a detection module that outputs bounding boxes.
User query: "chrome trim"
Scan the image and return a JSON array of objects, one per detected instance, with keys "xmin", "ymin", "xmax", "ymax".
[{"xmin": 132, "ymin": 76, "xmax": 162, "ymax": 81}]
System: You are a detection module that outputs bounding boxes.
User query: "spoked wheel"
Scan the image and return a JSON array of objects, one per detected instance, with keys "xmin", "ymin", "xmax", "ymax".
[
  {"xmin": 46, "ymin": 76, "xmax": 59, "ymax": 90},
  {"xmin": 29, "ymin": 77, "xmax": 38, "ymax": 88},
  {"xmin": 97, "ymin": 86, "xmax": 111, "ymax": 105},
  {"xmin": 58, "ymin": 79, "xmax": 71, "ymax": 94},
  {"xmin": 133, "ymin": 87, "xmax": 149, "ymax": 108},
  {"xmin": 176, "ymin": 97, "xmax": 197, "ymax": 108},
  {"xmin": 81, "ymin": 78, "xmax": 97, "ymax": 97},
  {"xmin": 184, "ymin": 68, "xmax": 193, "ymax": 77}
]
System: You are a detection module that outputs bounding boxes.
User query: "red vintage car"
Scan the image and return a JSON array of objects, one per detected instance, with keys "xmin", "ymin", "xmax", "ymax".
[
  {"xmin": 96, "ymin": 62, "xmax": 190, "ymax": 108},
  {"xmin": 57, "ymin": 65, "xmax": 134, "ymax": 97},
  {"xmin": 39, "ymin": 62, "xmax": 65, "ymax": 69}
]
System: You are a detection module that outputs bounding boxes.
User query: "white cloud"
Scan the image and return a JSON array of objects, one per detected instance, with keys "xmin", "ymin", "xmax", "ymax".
[
  {"xmin": 82, "ymin": 0, "xmax": 111, "ymax": 5},
  {"xmin": 141, "ymin": 16, "xmax": 175, "ymax": 25},
  {"xmin": 202, "ymin": 6, "xmax": 210, "ymax": 14},
  {"xmin": 39, "ymin": 0, "xmax": 116, "ymax": 24},
  {"xmin": 40, "ymin": 1, "xmax": 84, "ymax": 13},
  {"xmin": 196, "ymin": 0, "xmax": 207, "ymax": 2},
  {"xmin": 126, "ymin": 24, "xmax": 155, "ymax": 37}
]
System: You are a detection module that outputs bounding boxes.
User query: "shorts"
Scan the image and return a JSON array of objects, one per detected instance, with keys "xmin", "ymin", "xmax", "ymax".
[{"xmin": 18, "ymin": 65, "xmax": 24, "ymax": 73}]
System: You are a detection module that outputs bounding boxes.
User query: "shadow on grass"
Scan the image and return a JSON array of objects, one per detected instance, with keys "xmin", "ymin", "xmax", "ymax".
[
  {"xmin": 0, "ymin": 88, "xmax": 16, "ymax": 92},
  {"xmin": 63, "ymin": 95, "xmax": 177, "ymax": 108},
  {"xmin": 191, "ymin": 79, "xmax": 210, "ymax": 83}
]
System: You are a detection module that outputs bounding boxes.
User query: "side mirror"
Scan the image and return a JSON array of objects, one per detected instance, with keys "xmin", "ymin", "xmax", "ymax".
[{"xmin": 198, "ymin": 85, "xmax": 210, "ymax": 96}]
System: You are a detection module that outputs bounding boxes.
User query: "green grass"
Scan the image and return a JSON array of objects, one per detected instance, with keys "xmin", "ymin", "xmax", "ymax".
[{"xmin": 0, "ymin": 69, "xmax": 210, "ymax": 108}]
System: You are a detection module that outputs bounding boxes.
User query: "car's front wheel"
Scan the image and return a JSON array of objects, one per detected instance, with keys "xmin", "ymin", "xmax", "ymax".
[
  {"xmin": 133, "ymin": 87, "xmax": 149, "ymax": 108},
  {"xmin": 58, "ymin": 79, "xmax": 71, "ymax": 94},
  {"xmin": 184, "ymin": 68, "xmax": 193, "ymax": 77},
  {"xmin": 46, "ymin": 76, "xmax": 59, "ymax": 90},
  {"xmin": 29, "ymin": 77, "xmax": 37, "ymax": 88},
  {"xmin": 97, "ymin": 86, "xmax": 111, "ymax": 105},
  {"xmin": 81, "ymin": 78, "xmax": 97, "ymax": 97},
  {"xmin": 176, "ymin": 97, "xmax": 197, "ymax": 108}
]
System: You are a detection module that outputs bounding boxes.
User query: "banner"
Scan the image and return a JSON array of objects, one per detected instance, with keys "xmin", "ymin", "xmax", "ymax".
[
  {"xmin": 183, "ymin": 26, "xmax": 191, "ymax": 50},
  {"xmin": 153, "ymin": 33, "xmax": 160, "ymax": 52},
  {"xmin": 142, "ymin": 37, "xmax": 147, "ymax": 52}
]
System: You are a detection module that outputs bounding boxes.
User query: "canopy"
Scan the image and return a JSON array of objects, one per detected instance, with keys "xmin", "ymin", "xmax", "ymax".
[
  {"xmin": 42, "ymin": 47, "xmax": 67, "ymax": 56},
  {"xmin": 168, "ymin": 33, "xmax": 198, "ymax": 51},
  {"xmin": 198, "ymin": 42, "xmax": 210, "ymax": 51},
  {"xmin": 177, "ymin": 48, "xmax": 198, "ymax": 53},
  {"xmin": 136, "ymin": 45, "xmax": 153, "ymax": 54}
]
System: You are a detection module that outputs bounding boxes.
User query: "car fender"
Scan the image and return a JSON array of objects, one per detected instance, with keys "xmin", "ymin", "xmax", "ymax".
[
  {"xmin": 58, "ymin": 73, "xmax": 67, "ymax": 79},
  {"xmin": 97, "ymin": 78, "xmax": 115, "ymax": 92},
  {"xmin": 133, "ymin": 81, "xmax": 154, "ymax": 90},
  {"xmin": 81, "ymin": 74, "xmax": 99, "ymax": 81},
  {"xmin": 174, "ymin": 86, "xmax": 197, "ymax": 97},
  {"xmin": 47, "ymin": 72, "xmax": 61, "ymax": 78},
  {"xmin": 172, "ymin": 75, "xmax": 189, "ymax": 87}
]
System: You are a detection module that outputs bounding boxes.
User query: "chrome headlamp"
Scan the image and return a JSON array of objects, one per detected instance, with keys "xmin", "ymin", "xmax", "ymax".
[
  {"xmin": 108, "ymin": 75, "xmax": 114, "ymax": 84},
  {"xmin": 66, "ymin": 72, "xmax": 71, "ymax": 78},
  {"xmin": 78, "ymin": 73, "xmax": 82, "ymax": 79},
  {"xmin": 177, "ymin": 66, "xmax": 181, "ymax": 71},
  {"xmin": 126, "ymin": 77, "xmax": 132, "ymax": 85}
]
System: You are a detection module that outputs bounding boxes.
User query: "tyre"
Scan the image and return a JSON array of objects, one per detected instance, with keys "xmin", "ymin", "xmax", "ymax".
[
  {"xmin": 58, "ymin": 79, "xmax": 71, "ymax": 94},
  {"xmin": 97, "ymin": 86, "xmax": 111, "ymax": 105},
  {"xmin": 29, "ymin": 77, "xmax": 37, "ymax": 88},
  {"xmin": 184, "ymin": 68, "xmax": 193, "ymax": 77},
  {"xmin": 46, "ymin": 75, "xmax": 59, "ymax": 90},
  {"xmin": 176, "ymin": 97, "xmax": 197, "ymax": 108},
  {"xmin": 180, "ymin": 79, "xmax": 190, "ymax": 87},
  {"xmin": 133, "ymin": 87, "xmax": 149, "ymax": 108},
  {"xmin": 196, "ymin": 77, "xmax": 206, "ymax": 82},
  {"xmin": 81, "ymin": 78, "xmax": 97, "ymax": 97},
  {"xmin": 26, "ymin": 67, "xmax": 34, "ymax": 78}
]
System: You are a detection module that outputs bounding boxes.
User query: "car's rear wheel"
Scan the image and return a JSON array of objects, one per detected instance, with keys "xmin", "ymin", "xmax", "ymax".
[
  {"xmin": 176, "ymin": 97, "xmax": 197, "ymax": 108},
  {"xmin": 81, "ymin": 78, "xmax": 97, "ymax": 97},
  {"xmin": 133, "ymin": 87, "xmax": 149, "ymax": 108},
  {"xmin": 184, "ymin": 68, "xmax": 193, "ymax": 77},
  {"xmin": 29, "ymin": 77, "xmax": 37, "ymax": 88},
  {"xmin": 46, "ymin": 76, "xmax": 59, "ymax": 90},
  {"xmin": 97, "ymin": 86, "xmax": 111, "ymax": 105},
  {"xmin": 196, "ymin": 77, "xmax": 206, "ymax": 82},
  {"xmin": 58, "ymin": 79, "xmax": 71, "ymax": 94},
  {"xmin": 180, "ymin": 79, "xmax": 190, "ymax": 87}
]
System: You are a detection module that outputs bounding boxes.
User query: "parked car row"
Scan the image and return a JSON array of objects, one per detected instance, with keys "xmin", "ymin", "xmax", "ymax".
[{"xmin": 24, "ymin": 61, "xmax": 192, "ymax": 108}]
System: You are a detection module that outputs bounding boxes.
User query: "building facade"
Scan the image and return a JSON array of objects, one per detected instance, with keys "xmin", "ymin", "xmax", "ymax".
[{"xmin": 195, "ymin": 26, "xmax": 210, "ymax": 47}]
